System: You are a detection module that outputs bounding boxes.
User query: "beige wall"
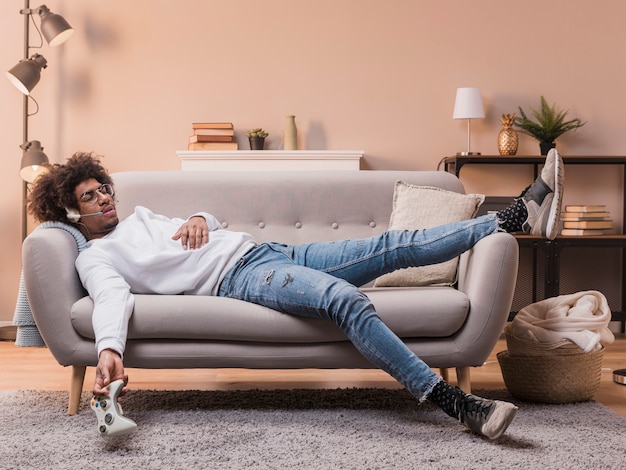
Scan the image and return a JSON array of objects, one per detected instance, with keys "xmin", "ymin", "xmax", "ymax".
[{"xmin": 1, "ymin": 0, "xmax": 625, "ymax": 324}]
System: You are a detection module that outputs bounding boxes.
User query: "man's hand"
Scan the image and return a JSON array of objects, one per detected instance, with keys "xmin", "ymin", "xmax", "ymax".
[
  {"xmin": 93, "ymin": 349, "xmax": 128, "ymax": 397},
  {"xmin": 172, "ymin": 215, "xmax": 209, "ymax": 250}
]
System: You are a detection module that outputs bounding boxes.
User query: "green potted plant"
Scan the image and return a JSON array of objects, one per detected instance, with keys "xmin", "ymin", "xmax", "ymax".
[
  {"xmin": 246, "ymin": 128, "xmax": 269, "ymax": 150},
  {"xmin": 514, "ymin": 96, "xmax": 586, "ymax": 155}
]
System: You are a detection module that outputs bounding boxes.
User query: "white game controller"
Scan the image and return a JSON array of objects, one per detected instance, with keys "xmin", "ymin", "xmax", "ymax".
[{"xmin": 90, "ymin": 379, "xmax": 137, "ymax": 437}]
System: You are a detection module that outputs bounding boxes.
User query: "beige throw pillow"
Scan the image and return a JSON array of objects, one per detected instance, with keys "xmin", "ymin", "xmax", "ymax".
[{"xmin": 374, "ymin": 181, "xmax": 485, "ymax": 287}]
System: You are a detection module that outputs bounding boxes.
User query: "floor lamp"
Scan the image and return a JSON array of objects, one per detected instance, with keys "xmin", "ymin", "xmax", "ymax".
[{"xmin": 6, "ymin": 1, "xmax": 74, "ymax": 240}]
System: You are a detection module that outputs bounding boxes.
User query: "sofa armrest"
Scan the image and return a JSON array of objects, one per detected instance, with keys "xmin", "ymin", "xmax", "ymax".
[
  {"xmin": 454, "ymin": 232, "xmax": 519, "ymax": 358},
  {"xmin": 22, "ymin": 229, "xmax": 97, "ymax": 366}
]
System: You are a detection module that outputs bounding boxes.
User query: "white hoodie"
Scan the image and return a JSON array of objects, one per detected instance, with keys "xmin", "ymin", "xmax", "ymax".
[{"xmin": 75, "ymin": 206, "xmax": 256, "ymax": 356}]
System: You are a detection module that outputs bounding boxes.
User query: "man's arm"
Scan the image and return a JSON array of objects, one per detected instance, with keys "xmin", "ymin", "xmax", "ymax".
[{"xmin": 76, "ymin": 251, "xmax": 135, "ymax": 396}]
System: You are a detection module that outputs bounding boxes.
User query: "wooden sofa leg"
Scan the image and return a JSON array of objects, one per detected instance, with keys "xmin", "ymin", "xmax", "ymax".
[
  {"xmin": 456, "ymin": 367, "xmax": 471, "ymax": 394},
  {"xmin": 68, "ymin": 365, "xmax": 86, "ymax": 416},
  {"xmin": 439, "ymin": 368, "xmax": 450, "ymax": 382}
]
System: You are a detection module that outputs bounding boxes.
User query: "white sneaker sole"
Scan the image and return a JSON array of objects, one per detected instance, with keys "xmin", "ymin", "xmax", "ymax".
[
  {"xmin": 481, "ymin": 402, "xmax": 519, "ymax": 440},
  {"xmin": 544, "ymin": 153, "xmax": 565, "ymax": 240},
  {"xmin": 529, "ymin": 151, "xmax": 564, "ymax": 240}
]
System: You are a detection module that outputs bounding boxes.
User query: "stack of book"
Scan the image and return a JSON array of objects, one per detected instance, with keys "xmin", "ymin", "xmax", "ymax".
[
  {"xmin": 188, "ymin": 122, "xmax": 238, "ymax": 150},
  {"xmin": 560, "ymin": 204, "xmax": 613, "ymax": 236}
]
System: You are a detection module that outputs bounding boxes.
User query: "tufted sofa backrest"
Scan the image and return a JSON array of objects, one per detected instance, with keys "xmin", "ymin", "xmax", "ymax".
[{"xmin": 110, "ymin": 170, "xmax": 466, "ymax": 246}]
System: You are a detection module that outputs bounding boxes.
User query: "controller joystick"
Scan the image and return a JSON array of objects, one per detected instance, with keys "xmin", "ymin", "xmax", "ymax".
[{"xmin": 90, "ymin": 379, "xmax": 137, "ymax": 437}]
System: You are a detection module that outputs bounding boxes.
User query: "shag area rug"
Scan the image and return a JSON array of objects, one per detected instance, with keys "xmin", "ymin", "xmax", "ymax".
[{"xmin": 1, "ymin": 387, "xmax": 624, "ymax": 469}]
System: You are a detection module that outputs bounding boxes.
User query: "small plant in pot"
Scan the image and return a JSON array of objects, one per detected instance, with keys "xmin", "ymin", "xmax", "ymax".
[
  {"xmin": 246, "ymin": 128, "xmax": 269, "ymax": 150},
  {"xmin": 514, "ymin": 96, "xmax": 586, "ymax": 155}
]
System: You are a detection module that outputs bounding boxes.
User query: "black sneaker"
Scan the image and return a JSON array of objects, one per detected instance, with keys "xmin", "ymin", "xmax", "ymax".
[
  {"xmin": 521, "ymin": 148, "xmax": 564, "ymax": 240},
  {"xmin": 456, "ymin": 394, "xmax": 518, "ymax": 439}
]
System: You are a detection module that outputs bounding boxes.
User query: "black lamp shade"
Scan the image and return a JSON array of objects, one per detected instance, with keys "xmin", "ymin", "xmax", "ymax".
[
  {"xmin": 38, "ymin": 6, "xmax": 74, "ymax": 47},
  {"xmin": 6, "ymin": 54, "xmax": 48, "ymax": 95},
  {"xmin": 20, "ymin": 141, "xmax": 49, "ymax": 183}
]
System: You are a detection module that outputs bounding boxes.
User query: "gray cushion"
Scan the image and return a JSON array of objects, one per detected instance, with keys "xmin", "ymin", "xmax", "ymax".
[
  {"xmin": 375, "ymin": 182, "xmax": 484, "ymax": 287},
  {"xmin": 71, "ymin": 287, "xmax": 469, "ymax": 342}
]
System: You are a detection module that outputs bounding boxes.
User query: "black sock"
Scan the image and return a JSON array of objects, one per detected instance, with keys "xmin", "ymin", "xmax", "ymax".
[
  {"xmin": 427, "ymin": 380, "xmax": 467, "ymax": 420},
  {"xmin": 496, "ymin": 195, "xmax": 528, "ymax": 233}
]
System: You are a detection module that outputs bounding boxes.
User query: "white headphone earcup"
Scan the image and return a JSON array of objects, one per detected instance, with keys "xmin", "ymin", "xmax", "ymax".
[{"xmin": 65, "ymin": 208, "xmax": 81, "ymax": 222}]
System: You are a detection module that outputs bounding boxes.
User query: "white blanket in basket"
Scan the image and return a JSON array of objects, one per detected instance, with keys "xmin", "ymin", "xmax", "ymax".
[{"xmin": 508, "ymin": 291, "xmax": 615, "ymax": 353}]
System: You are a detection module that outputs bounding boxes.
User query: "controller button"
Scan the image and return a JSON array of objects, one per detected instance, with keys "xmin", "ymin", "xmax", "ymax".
[
  {"xmin": 105, "ymin": 413, "xmax": 113, "ymax": 424},
  {"xmin": 99, "ymin": 425, "xmax": 107, "ymax": 434}
]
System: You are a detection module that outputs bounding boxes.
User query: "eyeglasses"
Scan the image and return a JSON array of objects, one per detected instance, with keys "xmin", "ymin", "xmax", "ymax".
[{"xmin": 79, "ymin": 183, "xmax": 114, "ymax": 205}]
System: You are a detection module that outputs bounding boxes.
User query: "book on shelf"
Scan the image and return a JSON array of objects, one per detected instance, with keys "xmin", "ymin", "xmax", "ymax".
[
  {"xmin": 562, "ymin": 220, "xmax": 613, "ymax": 229},
  {"xmin": 188, "ymin": 141, "xmax": 239, "ymax": 150},
  {"xmin": 192, "ymin": 122, "xmax": 233, "ymax": 129},
  {"xmin": 193, "ymin": 128, "xmax": 235, "ymax": 136},
  {"xmin": 561, "ymin": 211, "xmax": 611, "ymax": 221},
  {"xmin": 560, "ymin": 228, "xmax": 607, "ymax": 236},
  {"xmin": 560, "ymin": 204, "xmax": 613, "ymax": 235},
  {"xmin": 564, "ymin": 204, "xmax": 606, "ymax": 213},
  {"xmin": 189, "ymin": 134, "xmax": 234, "ymax": 143}
]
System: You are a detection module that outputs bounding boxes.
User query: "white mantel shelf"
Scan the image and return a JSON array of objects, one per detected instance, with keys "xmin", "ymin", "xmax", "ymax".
[{"xmin": 177, "ymin": 150, "xmax": 363, "ymax": 171}]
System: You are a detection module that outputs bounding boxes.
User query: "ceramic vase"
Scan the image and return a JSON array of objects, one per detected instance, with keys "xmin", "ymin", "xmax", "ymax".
[{"xmin": 283, "ymin": 115, "xmax": 297, "ymax": 150}]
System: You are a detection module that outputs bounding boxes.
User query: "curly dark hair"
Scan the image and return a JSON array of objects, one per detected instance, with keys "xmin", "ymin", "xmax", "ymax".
[{"xmin": 27, "ymin": 152, "xmax": 114, "ymax": 223}]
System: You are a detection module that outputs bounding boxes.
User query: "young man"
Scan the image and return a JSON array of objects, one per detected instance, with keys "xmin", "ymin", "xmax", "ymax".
[{"xmin": 27, "ymin": 150, "xmax": 564, "ymax": 440}]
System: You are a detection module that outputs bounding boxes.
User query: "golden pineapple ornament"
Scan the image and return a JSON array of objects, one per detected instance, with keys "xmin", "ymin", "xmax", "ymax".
[{"xmin": 498, "ymin": 113, "xmax": 519, "ymax": 156}]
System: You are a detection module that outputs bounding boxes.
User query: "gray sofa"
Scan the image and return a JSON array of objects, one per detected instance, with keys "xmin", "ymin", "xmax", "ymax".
[{"xmin": 22, "ymin": 170, "xmax": 518, "ymax": 415}]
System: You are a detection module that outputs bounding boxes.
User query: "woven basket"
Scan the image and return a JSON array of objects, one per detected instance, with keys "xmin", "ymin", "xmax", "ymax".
[{"xmin": 497, "ymin": 347, "xmax": 604, "ymax": 403}]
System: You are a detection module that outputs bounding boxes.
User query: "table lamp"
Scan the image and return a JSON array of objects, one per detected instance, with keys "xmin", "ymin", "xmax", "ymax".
[{"xmin": 453, "ymin": 87, "xmax": 485, "ymax": 156}]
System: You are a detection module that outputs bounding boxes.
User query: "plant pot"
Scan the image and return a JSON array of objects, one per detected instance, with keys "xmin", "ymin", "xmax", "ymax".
[
  {"xmin": 249, "ymin": 137, "xmax": 265, "ymax": 150},
  {"xmin": 540, "ymin": 141, "xmax": 556, "ymax": 155}
]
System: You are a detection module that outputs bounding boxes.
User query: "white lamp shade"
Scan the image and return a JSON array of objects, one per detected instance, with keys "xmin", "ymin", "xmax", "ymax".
[{"xmin": 453, "ymin": 87, "xmax": 485, "ymax": 120}]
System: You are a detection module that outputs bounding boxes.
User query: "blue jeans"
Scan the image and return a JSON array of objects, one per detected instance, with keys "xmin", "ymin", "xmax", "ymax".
[{"xmin": 218, "ymin": 214, "xmax": 499, "ymax": 401}]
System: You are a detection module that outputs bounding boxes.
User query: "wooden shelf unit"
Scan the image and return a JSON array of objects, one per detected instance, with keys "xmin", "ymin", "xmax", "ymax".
[{"xmin": 442, "ymin": 155, "xmax": 626, "ymax": 328}]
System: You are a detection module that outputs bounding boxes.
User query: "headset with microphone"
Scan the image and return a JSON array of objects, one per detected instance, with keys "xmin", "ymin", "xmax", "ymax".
[{"xmin": 65, "ymin": 207, "xmax": 104, "ymax": 222}]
